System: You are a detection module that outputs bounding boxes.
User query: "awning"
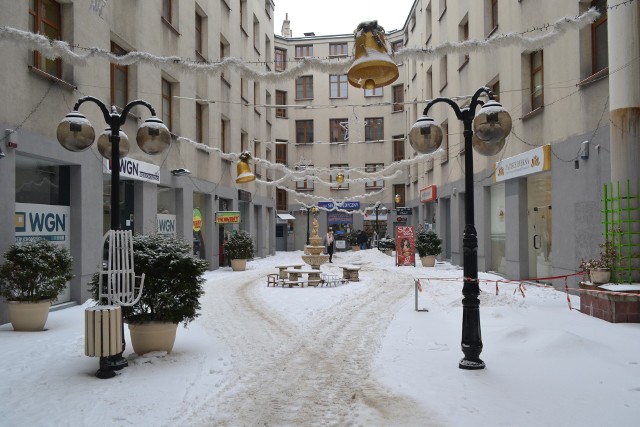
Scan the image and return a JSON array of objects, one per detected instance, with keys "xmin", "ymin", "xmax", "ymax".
[{"xmin": 277, "ymin": 213, "xmax": 296, "ymax": 220}]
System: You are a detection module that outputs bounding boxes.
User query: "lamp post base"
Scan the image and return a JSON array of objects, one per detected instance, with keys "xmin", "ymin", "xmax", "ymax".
[
  {"xmin": 96, "ymin": 356, "xmax": 117, "ymax": 379},
  {"xmin": 107, "ymin": 353, "xmax": 128, "ymax": 370},
  {"xmin": 459, "ymin": 357, "xmax": 485, "ymax": 370}
]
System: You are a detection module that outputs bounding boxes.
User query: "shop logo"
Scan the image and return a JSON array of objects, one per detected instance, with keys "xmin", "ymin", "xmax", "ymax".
[
  {"xmin": 498, "ymin": 167, "xmax": 504, "ymax": 176},
  {"xmin": 531, "ymin": 155, "xmax": 540, "ymax": 167},
  {"xmin": 14, "ymin": 212, "xmax": 26, "ymax": 232},
  {"xmin": 193, "ymin": 208, "xmax": 202, "ymax": 232}
]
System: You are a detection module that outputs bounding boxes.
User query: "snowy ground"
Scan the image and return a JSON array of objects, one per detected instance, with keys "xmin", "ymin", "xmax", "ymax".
[{"xmin": 1, "ymin": 249, "xmax": 639, "ymax": 426}]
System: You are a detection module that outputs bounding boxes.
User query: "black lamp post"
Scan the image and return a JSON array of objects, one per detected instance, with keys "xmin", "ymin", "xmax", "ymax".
[
  {"xmin": 372, "ymin": 202, "xmax": 387, "ymax": 245},
  {"xmin": 56, "ymin": 97, "xmax": 171, "ymax": 377},
  {"xmin": 301, "ymin": 206, "xmax": 316, "ymax": 245},
  {"xmin": 408, "ymin": 87, "xmax": 512, "ymax": 370}
]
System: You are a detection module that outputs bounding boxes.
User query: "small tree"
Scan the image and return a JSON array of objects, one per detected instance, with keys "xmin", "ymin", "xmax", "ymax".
[
  {"xmin": 224, "ymin": 230, "xmax": 255, "ymax": 260},
  {"xmin": 377, "ymin": 237, "xmax": 396, "ymax": 251},
  {"xmin": 415, "ymin": 230, "xmax": 442, "ymax": 258}
]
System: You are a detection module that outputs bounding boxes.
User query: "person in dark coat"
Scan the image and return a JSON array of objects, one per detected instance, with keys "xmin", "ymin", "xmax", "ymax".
[{"xmin": 358, "ymin": 230, "xmax": 368, "ymax": 250}]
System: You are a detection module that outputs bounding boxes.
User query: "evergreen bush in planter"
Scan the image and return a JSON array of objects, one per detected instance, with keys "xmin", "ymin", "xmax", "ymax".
[
  {"xmin": 223, "ymin": 230, "xmax": 255, "ymax": 260},
  {"xmin": 415, "ymin": 230, "xmax": 442, "ymax": 267},
  {"xmin": 0, "ymin": 240, "xmax": 74, "ymax": 331},
  {"xmin": 377, "ymin": 237, "xmax": 395, "ymax": 252}
]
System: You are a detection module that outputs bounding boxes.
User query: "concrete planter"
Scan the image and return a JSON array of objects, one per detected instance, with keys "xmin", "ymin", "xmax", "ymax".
[
  {"xmin": 7, "ymin": 300, "xmax": 51, "ymax": 331},
  {"xmin": 231, "ymin": 259, "xmax": 247, "ymax": 271},
  {"xmin": 421, "ymin": 255, "xmax": 437, "ymax": 267},
  {"xmin": 590, "ymin": 268, "xmax": 611, "ymax": 284},
  {"xmin": 128, "ymin": 322, "xmax": 178, "ymax": 355}
]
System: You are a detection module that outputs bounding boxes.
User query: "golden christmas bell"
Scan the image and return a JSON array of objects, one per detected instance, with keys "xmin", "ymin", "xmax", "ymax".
[
  {"xmin": 236, "ymin": 152, "xmax": 256, "ymax": 183},
  {"xmin": 347, "ymin": 21, "xmax": 399, "ymax": 89}
]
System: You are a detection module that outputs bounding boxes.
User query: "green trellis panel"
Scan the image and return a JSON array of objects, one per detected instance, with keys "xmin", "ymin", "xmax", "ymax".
[{"xmin": 603, "ymin": 179, "xmax": 640, "ymax": 283}]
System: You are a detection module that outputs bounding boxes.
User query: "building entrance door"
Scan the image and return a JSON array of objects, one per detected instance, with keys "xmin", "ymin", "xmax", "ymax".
[{"xmin": 527, "ymin": 174, "xmax": 552, "ymax": 280}]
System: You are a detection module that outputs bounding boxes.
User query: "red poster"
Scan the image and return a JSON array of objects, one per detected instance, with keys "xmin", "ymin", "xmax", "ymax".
[{"xmin": 396, "ymin": 226, "xmax": 415, "ymax": 266}]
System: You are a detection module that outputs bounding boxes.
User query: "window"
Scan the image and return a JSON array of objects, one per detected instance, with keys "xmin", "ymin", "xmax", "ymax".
[
  {"xmin": 163, "ymin": 0, "xmax": 172, "ymax": 22},
  {"xmin": 162, "ymin": 78, "xmax": 172, "ymax": 131},
  {"xmin": 365, "ymin": 118, "xmax": 384, "ymax": 142},
  {"xmin": 276, "ymin": 90, "xmax": 287, "ymax": 118},
  {"xmin": 330, "ymin": 164, "xmax": 349, "ymax": 190},
  {"xmin": 439, "ymin": 0, "xmax": 447, "ymax": 20},
  {"xmin": 393, "ymin": 136, "xmax": 405, "ymax": 162},
  {"xmin": 490, "ymin": 79, "xmax": 500, "ymax": 102},
  {"xmin": 275, "ymin": 48, "xmax": 286, "ymax": 71},
  {"xmin": 364, "ymin": 87, "xmax": 383, "ymax": 97},
  {"xmin": 240, "ymin": 0, "xmax": 247, "ymax": 31},
  {"xmin": 195, "ymin": 102, "xmax": 203, "ymax": 143},
  {"xmin": 253, "ymin": 15, "xmax": 260, "ymax": 52},
  {"xmin": 296, "ymin": 120, "xmax": 314, "ymax": 143},
  {"xmin": 221, "ymin": 118, "xmax": 229, "ymax": 153},
  {"xmin": 253, "ymin": 82, "xmax": 260, "ymax": 110},
  {"xmin": 29, "ymin": 0, "xmax": 62, "ymax": 77},
  {"xmin": 295, "ymin": 45, "xmax": 313, "ymax": 58},
  {"xmin": 410, "ymin": 13, "xmax": 416, "ymax": 31},
  {"xmin": 330, "ymin": 119, "xmax": 348, "ymax": 143},
  {"xmin": 393, "ymin": 184, "xmax": 405, "ymax": 207},
  {"xmin": 110, "ymin": 42, "xmax": 128, "ymax": 108},
  {"xmin": 241, "ymin": 77, "xmax": 248, "ymax": 102},
  {"xmin": 276, "ymin": 188, "xmax": 287, "ymax": 211},
  {"xmin": 458, "ymin": 17, "xmax": 469, "ymax": 69},
  {"xmin": 275, "ymin": 141, "xmax": 287, "ymax": 163},
  {"xmin": 365, "ymin": 164, "xmax": 384, "ymax": 188},
  {"xmin": 392, "ymin": 40, "xmax": 403, "ymax": 53},
  {"xmin": 392, "ymin": 85, "xmax": 404, "ymax": 112},
  {"xmin": 265, "ymin": 91, "xmax": 272, "ymax": 118},
  {"xmin": 592, "ymin": 0, "xmax": 608, "ymax": 74},
  {"xmin": 426, "ymin": 66, "xmax": 433, "ymax": 99},
  {"xmin": 440, "ymin": 55, "xmax": 448, "ymax": 91},
  {"xmin": 329, "ymin": 74, "xmax": 348, "ymax": 98},
  {"xmin": 265, "ymin": 0, "xmax": 272, "ymax": 19},
  {"xmin": 329, "ymin": 43, "xmax": 348, "ymax": 57},
  {"xmin": 254, "ymin": 140, "xmax": 261, "ymax": 178},
  {"xmin": 425, "ymin": 2, "xmax": 432, "ymax": 43},
  {"xmin": 531, "ymin": 50, "xmax": 544, "ymax": 110},
  {"xmin": 220, "ymin": 36, "xmax": 229, "ymax": 81},
  {"xmin": 195, "ymin": 13, "xmax": 203, "ymax": 57},
  {"xmin": 295, "ymin": 165, "xmax": 314, "ymax": 190},
  {"xmin": 491, "ymin": 0, "xmax": 498, "ymax": 31},
  {"xmin": 440, "ymin": 121, "xmax": 449, "ymax": 163},
  {"xmin": 265, "ymin": 36, "xmax": 272, "ymax": 70},
  {"xmin": 295, "ymin": 75, "xmax": 313, "ymax": 99},
  {"xmin": 485, "ymin": 0, "xmax": 498, "ymax": 36},
  {"xmin": 241, "ymin": 131, "xmax": 248, "ymax": 153}
]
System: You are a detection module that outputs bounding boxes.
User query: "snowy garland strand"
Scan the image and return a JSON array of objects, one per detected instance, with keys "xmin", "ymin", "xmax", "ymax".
[{"xmin": 0, "ymin": 9, "xmax": 598, "ymax": 81}]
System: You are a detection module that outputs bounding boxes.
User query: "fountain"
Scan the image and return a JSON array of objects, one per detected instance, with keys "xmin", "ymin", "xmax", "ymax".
[{"xmin": 301, "ymin": 216, "xmax": 330, "ymax": 269}]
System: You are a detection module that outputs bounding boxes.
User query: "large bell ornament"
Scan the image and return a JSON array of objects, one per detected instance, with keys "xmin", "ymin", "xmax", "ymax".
[
  {"xmin": 56, "ymin": 111, "xmax": 95, "ymax": 152},
  {"xmin": 136, "ymin": 116, "xmax": 171, "ymax": 155},
  {"xmin": 236, "ymin": 153, "xmax": 256, "ymax": 183},
  {"xmin": 347, "ymin": 21, "xmax": 399, "ymax": 89},
  {"xmin": 97, "ymin": 128, "xmax": 130, "ymax": 159},
  {"xmin": 408, "ymin": 115, "xmax": 443, "ymax": 154}
]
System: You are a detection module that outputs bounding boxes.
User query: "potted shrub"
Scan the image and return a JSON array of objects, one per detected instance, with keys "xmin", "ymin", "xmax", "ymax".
[
  {"xmin": 90, "ymin": 234, "xmax": 208, "ymax": 355},
  {"xmin": 0, "ymin": 240, "xmax": 74, "ymax": 331},
  {"xmin": 347, "ymin": 231, "xmax": 359, "ymax": 251},
  {"xmin": 415, "ymin": 229, "xmax": 442, "ymax": 267},
  {"xmin": 223, "ymin": 230, "xmax": 255, "ymax": 271},
  {"xmin": 377, "ymin": 237, "xmax": 395, "ymax": 256},
  {"xmin": 579, "ymin": 239, "xmax": 616, "ymax": 285}
]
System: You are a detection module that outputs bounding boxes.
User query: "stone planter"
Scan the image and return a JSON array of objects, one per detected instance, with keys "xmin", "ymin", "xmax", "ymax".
[
  {"xmin": 7, "ymin": 300, "xmax": 51, "ymax": 331},
  {"xmin": 383, "ymin": 249, "xmax": 393, "ymax": 256},
  {"xmin": 128, "ymin": 322, "xmax": 178, "ymax": 355},
  {"xmin": 590, "ymin": 268, "xmax": 611, "ymax": 284},
  {"xmin": 351, "ymin": 246, "xmax": 360, "ymax": 251},
  {"xmin": 231, "ymin": 259, "xmax": 247, "ymax": 271},
  {"xmin": 421, "ymin": 255, "xmax": 437, "ymax": 267}
]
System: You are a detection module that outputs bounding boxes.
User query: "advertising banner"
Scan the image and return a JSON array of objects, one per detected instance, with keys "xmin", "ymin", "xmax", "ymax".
[
  {"xmin": 215, "ymin": 211, "xmax": 241, "ymax": 224},
  {"xmin": 156, "ymin": 214, "xmax": 177, "ymax": 238},
  {"xmin": 395, "ymin": 226, "xmax": 415, "ymax": 267}
]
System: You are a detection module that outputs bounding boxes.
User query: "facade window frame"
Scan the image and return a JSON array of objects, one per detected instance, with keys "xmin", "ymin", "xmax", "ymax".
[
  {"xmin": 29, "ymin": 0, "xmax": 62, "ymax": 78},
  {"xmin": 365, "ymin": 118, "xmax": 384, "ymax": 142},
  {"xmin": 296, "ymin": 120, "xmax": 314, "ymax": 144}
]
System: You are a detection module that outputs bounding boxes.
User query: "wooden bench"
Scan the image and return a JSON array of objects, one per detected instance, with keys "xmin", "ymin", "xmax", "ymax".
[
  {"xmin": 338, "ymin": 265, "xmax": 362, "ymax": 282},
  {"xmin": 275, "ymin": 264, "xmax": 305, "ymax": 279},
  {"xmin": 266, "ymin": 273, "xmax": 283, "ymax": 287}
]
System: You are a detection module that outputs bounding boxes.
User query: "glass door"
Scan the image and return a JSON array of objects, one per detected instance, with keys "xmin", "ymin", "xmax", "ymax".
[{"xmin": 527, "ymin": 174, "xmax": 552, "ymax": 280}]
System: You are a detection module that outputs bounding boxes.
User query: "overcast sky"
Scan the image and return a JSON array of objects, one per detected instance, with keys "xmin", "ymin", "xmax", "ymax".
[{"xmin": 273, "ymin": 0, "xmax": 415, "ymax": 37}]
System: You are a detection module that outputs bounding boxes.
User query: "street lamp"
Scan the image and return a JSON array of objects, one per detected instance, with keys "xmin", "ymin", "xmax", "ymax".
[
  {"xmin": 371, "ymin": 202, "xmax": 387, "ymax": 244},
  {"xmin": 408, "ymin": 87, "xmax": 511, "ymax": 370},
  {"xmin": 57, "ymin": 96, "xmax": 171, "ymax": 373},
  {"xmin": 300, "ymin": 205, "xmax": 317, "ymax": 245}
]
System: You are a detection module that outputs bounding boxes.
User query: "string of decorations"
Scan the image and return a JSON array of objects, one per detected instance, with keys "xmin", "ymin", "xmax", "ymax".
[{"xmin": 0, "ymin": 9, "xmax": 599, "ymax": 82}]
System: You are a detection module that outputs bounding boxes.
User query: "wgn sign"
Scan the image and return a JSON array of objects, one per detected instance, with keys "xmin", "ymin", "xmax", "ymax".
[
  {"xmin": 15, "ymin": 203, "xmax": 70, "ymax": 245},
  {"xmin": 157, "ymin": 214, "xmax": 177, "ymax": 238}
]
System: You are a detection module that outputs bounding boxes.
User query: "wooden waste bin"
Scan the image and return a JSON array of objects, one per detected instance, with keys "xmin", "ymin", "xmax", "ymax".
[{"xmin": 85, "ymin": 305, "xmax": 123, "ymax": 357}]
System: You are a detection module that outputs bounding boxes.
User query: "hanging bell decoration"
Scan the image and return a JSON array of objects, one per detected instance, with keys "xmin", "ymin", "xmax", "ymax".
[
  {"xmin": 347, "ymin": 20, "xmax": 399, "ymax": 89},
  {"xmin": 336, "ymin": 173, "xmax": 345, "ymax": 183},
  {"xmin": 236, "ymin": 151, "xmax": 256, "ymax": 184}
]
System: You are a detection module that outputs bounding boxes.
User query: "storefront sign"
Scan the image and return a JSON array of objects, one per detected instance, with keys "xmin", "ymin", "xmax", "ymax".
[
  {"xmin": 363, "ymin": 211, "xmax": 388, "ymax": 221},
  {"xmin": 420, "ymin": 185, "xmax": 437, "ymax": 203},
  {"xmin": 157, "ymin": 214, "xmax": 176, "ymax": 238},
  {"xmin": 493, "ymin": 144, "xmax": 551, "ymax": 183},
  {"xmin": 396, "ymin": 216, "xmax": 407, "ymax": 222},
  {"xmin": 396, "ymin": 208, "xmax": 412, "ymax": 215},
  {"xmin": 15, "ymin": 203, "xmax": 70, "ymax": 246},
  {"xmin": 395, "ymin": 226, "xmax": 415, "ymax": 267},
  {"xmin": 327, "ymin": 211, "xmax": 353, "ymax": 224},
  {"xmin": 103, "ymin": 158, "xmax": 160, "ymax": 183},
  {"xmin": 216, "ymin": 211, "xmax": 241, "ymax": 224},
  {"xmin": 318, "ymin": 201, "xmax": 360, "ymax": 210}
]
